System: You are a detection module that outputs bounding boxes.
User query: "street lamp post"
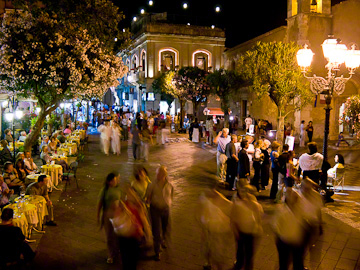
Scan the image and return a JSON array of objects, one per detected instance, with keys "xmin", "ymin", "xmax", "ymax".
[
  {"xmin": 4, "ymin": 94, "xmax": 23, "ymax": 163},
  {"xmin": 296, "ymin": 37, "xmax": 360, "ymax": 161}
]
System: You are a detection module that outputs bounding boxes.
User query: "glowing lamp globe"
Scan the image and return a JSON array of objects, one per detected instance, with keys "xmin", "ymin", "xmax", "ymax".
[
  {"xmin": 5, "ymin": 112, "xmax": 13, "ymax": 122},
  {"xmin": 345, "ymin": 48, "xmax": 360, "ymax": 71},
  {"xmin": 297, "ymin": 46, "xmax": 314, "ymax": 69},
  {"xmin": 15, "ymin": 110, "xmax": 23, "ymax": 119},
  {"xmin": 322, "ymin": 38, "xmax": 347, "ymax": 66}
]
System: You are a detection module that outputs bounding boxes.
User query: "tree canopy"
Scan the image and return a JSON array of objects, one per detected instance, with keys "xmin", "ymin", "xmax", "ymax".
[
  {"xmin": 237, "ymin": 41, "xmax": 311, "ymax": 142},
  {"xmin": 0, "ymin": 0, "xmax": 129, "ymax": 149}
]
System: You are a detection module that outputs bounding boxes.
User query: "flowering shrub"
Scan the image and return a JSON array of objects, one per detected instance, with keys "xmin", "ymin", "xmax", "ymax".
[{"xmin": 341, "ymin": 95, "xmax": 360, "ymax": 138}]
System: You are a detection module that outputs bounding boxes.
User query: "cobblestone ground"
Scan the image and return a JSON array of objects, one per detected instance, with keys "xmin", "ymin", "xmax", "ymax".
[{"xmin": 31, "ymin": 134, "xmax": 360, "ymax": 270}]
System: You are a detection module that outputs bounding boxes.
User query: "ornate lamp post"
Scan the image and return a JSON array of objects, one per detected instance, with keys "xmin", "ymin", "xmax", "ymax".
[{"xmin": 296, "ymin": 37, "xmax": 360, "ymax": 160}]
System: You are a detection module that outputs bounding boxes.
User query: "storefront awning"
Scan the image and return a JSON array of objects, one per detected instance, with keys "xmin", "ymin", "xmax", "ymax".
[{"xmin": 203, "ymin": 107, "xmax": 224, "ymax": 116}]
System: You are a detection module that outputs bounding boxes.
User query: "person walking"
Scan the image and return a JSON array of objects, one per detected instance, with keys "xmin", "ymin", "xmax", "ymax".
[
  {"xmin": 214, "ymin": 129, "xmax": 231, "ymax": 182},
  {"xmin": 251, "ymin": 141, "xmax": 262, "ymax": 191},
  {"xmin": 131, "ymin": 125, "xmax": 141, "ymax": 160},
  {"xmin": 306, "ymin": 121, "xmax": 314, "ymax": 142},
  {"xmin": 98, "ymin": 120, "xmax": 112, "ymax": 155},
  {"xmin": 225, "ymin": 134, "xmax": 239, "ymax": 190},
  {"xmin": 299, "ymin": 120, "xmax": 306, "ymax": 147},
  {"xmin": 146, "ymin": 166, "xmax": 173, "ymax": 261},
  {"xmin": 97, "ymin": 172, "xmax": 121, "ymax": 264},
  {"xmin": 231, "ymin": 179, "xmax": 263, "ymax": 270},
  {"xmin": 198, "ymin": 188, "xmax": 232, "ymax": 270},
  {"xmin": 260, "ymin": 143, "xmax": 270, "ymax": 190},
  {"xmin": 111, "ymin": 121, "xmax": 122, "ymax": 155}
]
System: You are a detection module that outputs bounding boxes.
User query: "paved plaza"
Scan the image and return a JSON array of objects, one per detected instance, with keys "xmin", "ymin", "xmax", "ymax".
[{"xmin": 29, "ymin": 134, "xmax": 360, "ymax": 270}]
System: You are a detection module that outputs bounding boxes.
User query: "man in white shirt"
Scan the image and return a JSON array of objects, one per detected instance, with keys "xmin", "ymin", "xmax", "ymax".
[
  {"xmin": 299, "ymin": 142, "xmax": 324, "ymax": 184},
  {"xmin": 98, "ymin": 120, "xmax": 112, "ymax": 155},
  {"xmin": 24, "ymin": 151, "xmax": 38, "ymax": 175}
]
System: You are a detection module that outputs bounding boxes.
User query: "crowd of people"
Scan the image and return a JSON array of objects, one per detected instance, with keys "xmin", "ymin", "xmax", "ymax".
[{"xmin": 97, "ymin": 165, "xmax": 173, "ymax": 268}]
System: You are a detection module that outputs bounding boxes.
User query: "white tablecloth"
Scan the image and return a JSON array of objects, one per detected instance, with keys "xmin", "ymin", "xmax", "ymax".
[{"xmin": 41, "ymin": 165, "xmax": 63, "ymax": 186}]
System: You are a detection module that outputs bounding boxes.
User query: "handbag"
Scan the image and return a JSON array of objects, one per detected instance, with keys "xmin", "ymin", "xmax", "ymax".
[{"xmin": 110, "ymin": 201, "xmax": 142, "ymax": 238}]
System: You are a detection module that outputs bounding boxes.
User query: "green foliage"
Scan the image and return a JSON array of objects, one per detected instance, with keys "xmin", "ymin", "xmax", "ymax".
[
  {"xmin": 237, "ymin": 41, "xmax": 311, "ymax": 117},
  {"xmin": 30, "ymin": 116, "xmax": 38, "ymax": 128},
  {"xmin": 207, "ymin": 69, "xmax": 244, "ymax": 114},
  {"xmin": 341, "ymin": 95, "xmax": 360, "ymax": 138},
  {"xmin": 152, "ymin": 72, "xmax": 175, "ymax": 109}
]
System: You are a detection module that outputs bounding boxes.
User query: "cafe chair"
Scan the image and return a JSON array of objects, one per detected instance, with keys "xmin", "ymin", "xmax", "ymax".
[
  {"xmin": 62, "ymin": 161, "xmax": 78, "ymax": 191},
  {"xmin": 332, "ymin": 167, "xmax": 345, "ymax": 192}
]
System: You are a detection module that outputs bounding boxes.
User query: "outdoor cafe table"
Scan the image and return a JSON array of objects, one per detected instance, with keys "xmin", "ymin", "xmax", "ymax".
[
  {"xmin": 64, "ymin": 142, "xmax": 77, "ymax": 155},
  {"xmin": 68, "ymin": 136, "xmax": 80, "ymax": 146},
  {"xmin": 0, "ymin": 209, "xmax": 29, "ymax": 237},
  {"xmin": 4, "ymin": 202, "xmax": 38, "ymax": 228},
  {"xmin": 15, "ymin": 195, "xmax": 48, "ymax": 230},
  {"xmin": 25, "ymin": 174, "xmax": 51, "ymax": 187},
  {"xmin": 41, "ymin": 164, "xmax": 63, "ymax": 187},
  {"xmin": 57, "ymin": 147, "xmax": 70, "ymax": 156},
  {"xmin": 51, "ymin": 154, "xmax": 68, "ymax": 165},
  {"xmin": 73, "ymin": 130, "xmax": 86, "ymax": 140}
]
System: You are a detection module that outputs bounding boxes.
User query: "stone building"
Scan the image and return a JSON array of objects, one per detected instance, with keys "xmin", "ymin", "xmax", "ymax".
[
  {"xmin": 225, "ymin": 0, "xmax": 360, "ymax": 140},
  {"xmin": 118, "ymin": 12, "xmax": 225, "ymax": 116}
]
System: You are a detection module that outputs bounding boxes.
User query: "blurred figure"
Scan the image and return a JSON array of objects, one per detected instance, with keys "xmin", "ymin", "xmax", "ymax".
[
  {"xmin": 192, "ymin": 119, "xmax": 200, "ymax": 143},
  {"xmin": 18, "ymin": 131, "xmax": 27, "ymax": 142},
  {"xmin": 306, "ymin": 121, "xmax": 313, "ymax": 142},
  {"xmin": 0, "ymin": 140, "xmax": 12, "ymax": 164},
  {"xmin": 251, "ymin": 141, "xmax": 263, "ymax": 191},
  {"xmin": 299, "ymin": 177, "xmax": 323, "ymax": 265},
  {"xmin": 98, "ymin": 120, "xmax": 112, "ymax": 155},
  {"xmin": 146, "ymin": 166, "xmax": 173, "ymax": 261},
  {"xmin": 140, "ymin": 124, "xmax": 153, "ymax": 162},
  {"xmin": 97, "ymin": 172, "xmax": 121, "ymax": 264},
  {"xmin": 231, "ymin": 179, "xmax": 263, "ymax": 270},
  {"xmin": 131, "ymin": 125, "xmax": 141, "ymax": 160},
  {"xmin": 132, "ymin": 166, "xmax": 151, "ymax": 202},
  {"xmin": 238, "ymin": 140, "xmax": 250, "ymax": 182},
  {"xmin": 0, "ymin": 175, "xmax": 13, "ymax": 208},
  {"xmin": 273, "ymin": 189, "xmax": 306, "ymax": 270},
  {"xmin": 260, "ymin": 140, "xmax": 270, "ymax": 190},
  {"xmin": 198, "ymin": 188, "xmax": 232, "ymax": 270},
  {"xmin": 111, "ymin": 121, "xmax": 122, "ymax": 155}
]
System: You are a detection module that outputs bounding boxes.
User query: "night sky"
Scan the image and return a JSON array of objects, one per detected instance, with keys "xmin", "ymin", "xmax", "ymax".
[{"xmin": 112, "ymin": 0, "xmax": 347, "ymax": 48}]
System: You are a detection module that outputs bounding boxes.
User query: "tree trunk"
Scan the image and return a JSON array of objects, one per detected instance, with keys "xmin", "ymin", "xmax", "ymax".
[
  {"xmin": 276, "ymin": 115, "xmax": 285, "ymax": 146},
  {"xmin": 179, "ymin": 98, "xmax": 185, "ymax": 131},
  {"xmin": 224, "ymin": 111, "xmax": 230, "ymax": 128},
  {"xmin": 193, "ymin": 101, "xmax": 199, "ymax": 119},
  {"xmin": 24, "ymin": 109, "xmax": 47, "ymax": 152}
]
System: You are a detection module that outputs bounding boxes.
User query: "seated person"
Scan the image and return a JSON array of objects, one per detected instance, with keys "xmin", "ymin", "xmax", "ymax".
[
  {"xmin": 24, "ymin": 151, "xmax": 39, "ymax": 174},
  {"xmin": 15, "ymin": 159, "xmax": 27, "ymax": 183},
  {"xmin": 16, "ymin": 152, "xmax": 25, "ymax": 161},
  {"xmin": 4, "ymin": 129, "xmax": 13, "ymax": 143},
  {"xmin": 0, "ymin": 139, "xmax": 13, "ymax": 164},
  {"xmin": 3, "ymin": 161, "xmax": 24, "ymax": 193},
  {"xmin": 0, "ymin": 208, "xmax": 36, "ymax": 264},
  {"xmin": 39, "ymin": 136, "xmax": 49, "ymax": 152},
  {"xmin": 18, "ymin": 131, "xmax": 27, "ymax": 142},
  {"xmin": 336, "ymin": 132, "xmax": 350, "ymax": 147},
  {"xmin": 41, "ymin": 146, "xmax": 69, "ymax": 172},
  {"xmin": 0, "ymin": 175, "xmax": 13, "ymax": 208},
  {"xmin": 48, "ymin": 136, "xmax": 58, "ymax": 152},
  {"xmin": 327, "ymin": 154, "xmax": 345, "ymax": 179},
  {"xmin": 26, "ymin": 175, "xmax": 57, "ymax": 226},
  {"xmin": 63, "ymin": 125, "xmax": 72, "ymax": 135},
  {"xmin": 57, "ymin": 131, "xmax": 66, "ymax": 144}
]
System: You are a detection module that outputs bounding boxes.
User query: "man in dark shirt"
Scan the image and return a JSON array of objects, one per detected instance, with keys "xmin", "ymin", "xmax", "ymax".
[
  {"xmin": 238, "ymin": 140, "xmax": 250, "ymax": 181},
  {"xmin": 277, "ymin": 144, "xmax": 289, "ymax": 184},
  {"xmin": 225, "ymin": 134, "xmax": 239, "ymax": 190},
  {"xmin": 0, "ymin": 208, "xmax": 36, "ymax": 264}
]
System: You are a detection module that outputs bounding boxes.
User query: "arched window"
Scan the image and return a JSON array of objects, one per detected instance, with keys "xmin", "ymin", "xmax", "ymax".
[
  {"xmin": 141, "ymin": 50, "xmax": 146, "ymax": 72},
  {"xmin": 131, "ymin": 54, "xmax": 138, "ymax": 70},
  {"xmin": 158, "ymin": 48, "xmax": 179, "ymax": 71},
  {"xmin": 192, "ymin": 49, "xmax": 212, "ymax": 70}
]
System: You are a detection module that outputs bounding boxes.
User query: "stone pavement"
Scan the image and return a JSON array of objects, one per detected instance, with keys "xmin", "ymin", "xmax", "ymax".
[{"xmin": 29, "ymin": 134, "xmax": 360, "ymax": 270}]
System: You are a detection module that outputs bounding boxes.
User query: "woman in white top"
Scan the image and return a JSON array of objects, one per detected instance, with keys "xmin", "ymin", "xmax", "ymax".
[{"xmin": 327, "ymin": 154, "xmax": 345, "ymax": 179}]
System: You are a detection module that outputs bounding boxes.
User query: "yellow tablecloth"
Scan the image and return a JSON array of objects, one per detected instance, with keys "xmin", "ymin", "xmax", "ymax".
[
  {"xmin": 64, "ymin": 143, "xmax": 77, "ymax": 154},
  {"xmin": 57, "ymin": 148, "xmax": 70, "ymax": 156},
  {"xmin": 73, "ymin": 130, "xmax": 86, "ymax": 140},
  {"xmin": 0, "ymin": 142, "xmax": 24, "ymax": 152},
  {"xmin": 51, "ymin": 155, "xmax": 68, "ymax": 164},
  {"xmin": 15, "ymin": 195, "xmax": 48, "ymax": 229},
  {"xmin": 5, "ymin": 203, "xmax": 38, "ymax": 225},
  {"xmin": 12, "ymin": 212, "xmax": 29, "ymax": 237},
  {"xmin": 68, "ymin": 137, "xmax": 80, "ymax": 146},
  {"xmin": 41, "ymin": 164, "xmax": 63, "ymax": 186}
]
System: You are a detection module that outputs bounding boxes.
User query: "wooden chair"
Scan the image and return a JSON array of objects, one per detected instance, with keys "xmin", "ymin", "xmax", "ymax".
[{"xmin": 62, "ymin": 161, "xmax": 78, "ymax": 191}]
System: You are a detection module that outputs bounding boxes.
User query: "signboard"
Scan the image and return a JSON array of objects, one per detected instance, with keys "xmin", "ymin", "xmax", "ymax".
[
  {"xmin": 147, "ymin": 92, "xmax": 155, "ymax": 101},
  {"xmin": 285, "ymin": 136, "xmax": 295, "ymax": 151},
  {"xmin": 248, "ymin": 124, "xmax": 255, "ymax": 135}
]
